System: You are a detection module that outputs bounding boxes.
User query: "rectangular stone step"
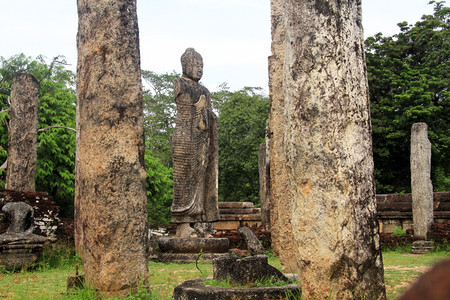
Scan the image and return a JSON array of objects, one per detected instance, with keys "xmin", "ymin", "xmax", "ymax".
[{"xmin": 218, "ymin": 202, "xmax": 254, "ymax": 209}]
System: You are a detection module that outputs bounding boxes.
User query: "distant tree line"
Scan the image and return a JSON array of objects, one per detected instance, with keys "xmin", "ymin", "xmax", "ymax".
[{"xmin": 0, "ymin": 1, "xmax": 447, "ymax": 224}]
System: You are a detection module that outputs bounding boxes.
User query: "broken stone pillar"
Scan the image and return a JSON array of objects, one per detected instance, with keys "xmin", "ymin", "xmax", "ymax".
[
  {"xmin": 6, "ymin": 73, "xmax": 39, "ymax": 192},
  {"xmin": 268, "ymin": 0, "xmax": 386, "ymax": 299},
  {"xmin": 75, "ymin": 0, "xmax": 148, "ymax": 296},
  {"xmin": 411, "ymin": 123, "xmax": 433, "ymax": 239},
  {"xmin": 267, "ymin": 0, "xmax": 297, "ymax": 271}
]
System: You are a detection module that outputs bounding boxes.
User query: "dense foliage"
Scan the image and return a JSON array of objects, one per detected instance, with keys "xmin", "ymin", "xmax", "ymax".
[
  {"xmin": 212, "ymin": 86, "xmax": 269, "ymax": 204},
  {"xmin": 0, "ymin": 54, "xmax": 76, "ymax": 217},
  {"xmin": 142, "ymin": 70, "xmax": 178, "ymax": 169},
  {"xmin": 366, "ymin": 1, "xmax": 449, "ymax": 193},
  {"xmin": 0, "ymin": 55, "xmax": 174, "ymax": 222}
]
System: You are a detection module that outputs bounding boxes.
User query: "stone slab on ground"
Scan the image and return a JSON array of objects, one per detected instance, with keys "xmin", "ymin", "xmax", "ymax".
[
  {"xmin": 159, "ymin": 252, "xmax": 229, "ymax": 264},
  {"xmin": 214, "ymin": 221, "xmax": 241, "ymax": 231},
  {"xmin": 412, "ymin": 240, "xmax": 435, "ymax": 254},
  {"xmin": 219, "ymin": 214, "xmax": 261, "ymax": 221},
  {"xmin": 219, "ymin": 208, "xmax": 260, "ymax": 215},
  {"xmin": 218, "ymin": 202, "xmax": 254, "ymax": 209},
  {"xmin": 157, "ymin": 237, "xmax": 229, "ymax": 253},
  {"xmin": 172, "ymin": 278, "xmax": 300, "ymax": 300}
]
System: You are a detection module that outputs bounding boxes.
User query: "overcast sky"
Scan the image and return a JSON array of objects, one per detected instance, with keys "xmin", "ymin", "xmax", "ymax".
[{"xmin": 0, "ymin": 0, "xmax": 442, "ymax": 92}]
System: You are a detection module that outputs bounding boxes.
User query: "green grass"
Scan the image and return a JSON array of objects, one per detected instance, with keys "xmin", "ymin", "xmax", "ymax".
[
  {"xmin": 382, "ymin": 250, "xmax": 449, "ymax": 299},
  {"xmin": 0, "ymin": 245, "xmax": 448, "ymax": 299}
]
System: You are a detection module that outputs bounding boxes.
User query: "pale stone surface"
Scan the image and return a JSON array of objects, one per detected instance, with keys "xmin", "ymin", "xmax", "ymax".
[
  {"xmin": 75, "ymin": 0, "xmax": 148, "ymax": 295},
  {"xmin": 6, "ymin": 73, "xmax": 39, "ymax": 192},
  {"xmin": 411, "ymin": 123, "xmax": 433, "ymax": 238},
  {"xmin": 268, "ymin": 0, "xmax": 386, "ymax": 299},
  {"xmin": 267, "ymin": 0, "xmax": 297, "ymax": 271},
  {"xmin": 171, "ymin": 48, "xmax": 219, "ymax": 237}
]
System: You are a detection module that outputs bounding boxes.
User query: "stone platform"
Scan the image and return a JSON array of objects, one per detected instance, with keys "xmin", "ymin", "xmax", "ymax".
[
  {"xmin": 215, "ymin": 202, "xmax": 262, "ymax": 230},
  {"xmin": 173, "ymin": 255, "xmax": 300, "ymax": 299},
  {"xmin": 412, "ymin": 240, "xmax": 434, "ymax": 254},
  {"xmin": 157, "ymin": 237, "xmax": 229, "ymax": 263},
  {"xmin": 0, "ymin": 234, "xmax": 47, "ymax": 270},
  {"xmin": 172, "ymin": 278, "xmax": 300, "ymax": 300}
]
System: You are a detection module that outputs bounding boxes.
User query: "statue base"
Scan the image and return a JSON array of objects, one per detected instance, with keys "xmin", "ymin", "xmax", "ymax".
[
  {"xmin": 0, "ymin": 234, "xmax": 47, "ymax": 271},
  {"xmin": 172, "ymin": 278, "xmax": 300, "ymax": 300},
  {"xmin": 412, "ymin": 240, "xmax": 434, "ymax": 254},
  {"xmin": 156, "ymin": 237, "xmax": 229, "ymax": 263}
]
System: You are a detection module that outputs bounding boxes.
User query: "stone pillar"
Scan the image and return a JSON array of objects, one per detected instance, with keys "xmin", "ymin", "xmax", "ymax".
[
  {"xmin": 258, "ymin": 142, "xmax": 270, "ymax": 231},
  {"xmin": 267, "ymin": 0, "xmax": 297, "ymax": 271},
  {"xmin": 268, "ymin": 0, "xmax": 386, "ymax": 299},
  {"xmin": 75, "ymin": 0, "xmax": 148, "ymax": 296},
  {"xmin": 411, "ymin": 122, "xmax": 433, "ymax": 238},
  {"xmin": 6, "ymin": 73, "xmax": 39, "ymax": 192}
]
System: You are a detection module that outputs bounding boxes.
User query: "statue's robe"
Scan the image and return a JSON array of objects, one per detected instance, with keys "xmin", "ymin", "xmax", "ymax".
[{"xmin": 171, "ymin": 76, "xmax": 219, "ymax": 223}]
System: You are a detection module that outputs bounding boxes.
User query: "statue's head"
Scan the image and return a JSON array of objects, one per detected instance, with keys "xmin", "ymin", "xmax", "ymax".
[{"xmin": 181, "ymin": 48, "xmax": 203, "ymax": 82}]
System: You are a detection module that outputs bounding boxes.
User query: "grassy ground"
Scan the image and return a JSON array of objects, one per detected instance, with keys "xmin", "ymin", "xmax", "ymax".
[
  {"xmin": 382, "ymin": 249, "xmax": 449, "ymax": 299},
  {"xmin": 0, "ymin": 247, "xmax": 448, "ymax": 299}
]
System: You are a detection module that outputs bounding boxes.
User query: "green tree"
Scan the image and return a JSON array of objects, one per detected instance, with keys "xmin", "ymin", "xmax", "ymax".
[
  {"xmin": 0, "ymin": 54, "xmax": 77, "ymax": 216},
  {"xmin": 213, "ymin": 87, "xmax": 269, "ymax": 204},
  {"xmin": 142, "ymin": 70, "xmax": 178, "ymax": 168},
  {"xmin": 366, "ymin": 1, "xmax": 450, "ymax": 193},
  {"xmin": 141, "ymin": 70, "xmax": 177, "ymax": 225},
  {"xmin": 145, "ymin": 146, "xmax": 173, "ymax": 225}
]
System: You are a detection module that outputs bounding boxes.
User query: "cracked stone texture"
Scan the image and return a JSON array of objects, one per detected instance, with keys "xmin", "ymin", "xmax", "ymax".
[
  {"xmin": 411, "ymin": 123, "xmax": 433, "ymax": 238},
  {"xmin": 74, "ymin": 0, "xmax": 148, "ymax": 296},
  {"xmin": 268, "ymin": 0, "xmax": 386, "ymax": 299},
  {"xmin": 267, "ymin": 0, "xmax": 297, "ymax": 271},
  {"xmin": 6, "ymin": 73, "xmax": 39, "ymax": 192}
]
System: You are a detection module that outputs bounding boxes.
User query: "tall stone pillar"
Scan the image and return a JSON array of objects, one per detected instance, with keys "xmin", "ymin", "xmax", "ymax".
[
  {"xmin": 75, "ymin": 0, "xmax": 148, "ymax": 296},
  {"xmin": 411, "ymin": 123, "xmax": 433, "ymax": 238},
  {"xmin": 6, "ymin": 73, "xmax": 39, "ymax": 192},
  {"xmin": 268, "ymin": 0, "xmax": 386, "ymax": 299},
  {"xmin": 268, "ymin": 0, "xmax": 297, "ymax": 270}
]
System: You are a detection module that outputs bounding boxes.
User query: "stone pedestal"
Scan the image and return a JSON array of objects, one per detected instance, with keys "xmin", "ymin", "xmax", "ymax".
[
  {"xmin": 172, "ymin": 278, "xmax": 300, "ymax": 300},
  {"xmin": 172, "ymin": 255, "xmax": 300, "ymax": 300},
  {"xmin": 213, "ymin": 255, "xmax": 286, "ymax": 286},
  {"xmin": 412, "ymin": 240, "xmax": 434, "ymax": 254},
  {"xmin": 157, "ymin": 237, "xmax": 229, "ymax": 263},
  {"xmin": 0, "ymin": 235, "xmax": 47, "ymax": 270}
]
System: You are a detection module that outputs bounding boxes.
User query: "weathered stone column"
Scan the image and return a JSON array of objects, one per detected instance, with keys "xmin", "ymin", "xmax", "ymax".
[
  {"xmin": 6, "ymin": 73, "xmax": 39, "ymax": 192},
  {"xmin": 267, "ymin": 0, "xmax": 297, "ymax": 270},
  {"xmin": 268, "ymin": 0, "xmax": 386, "ymax": 299},
  {"xmin": 75, "ymin": 0, "xmax": 148, "ymax": 296},
  {"xmin": 258, "ymin": 142, "xmax": 270, "ymax": 231},
  {"xmin": 411, "ymin": 123, "xmax": 433, "ymax": 238}
]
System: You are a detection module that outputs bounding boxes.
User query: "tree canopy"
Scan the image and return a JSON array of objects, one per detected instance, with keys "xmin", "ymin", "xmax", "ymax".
[
  {"xmin": 365, "ymin": 1, "xmax": 449, "ymax": 193},
  {"xmin": 0, "ymin": 54, "xmax": 76, "ymax": 217},
  {"xmin": 212, "ymin": 86, "xmax": 269, "ymax": 204}
]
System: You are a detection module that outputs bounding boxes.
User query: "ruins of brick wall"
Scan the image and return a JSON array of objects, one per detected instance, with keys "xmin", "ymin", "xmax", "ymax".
[
  {"xmin": 0, "ymin": 190, "xmax": 60, "ymax": 237},
  {"xmin": 376, "ymin": 192, "xmax": 450, "ymax": 233},
  {"xmin": 214, "ymin": 202, "xmax": 262, "ymax": 230}
]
